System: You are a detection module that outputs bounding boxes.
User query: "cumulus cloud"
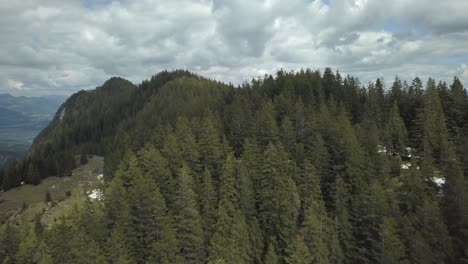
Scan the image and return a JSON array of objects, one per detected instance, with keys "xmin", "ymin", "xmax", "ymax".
[
  {"xmin": 0, "ymin": 0, "xmax": 467, "ymax": 96},
  {"xmin": 7, "ymin": 79, "xmax": 29, "ymax": 91}
]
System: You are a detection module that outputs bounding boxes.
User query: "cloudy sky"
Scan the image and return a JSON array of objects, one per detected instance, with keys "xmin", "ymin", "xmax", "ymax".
[{"xmin": 1, "ymin": 0, "xmax": 467, "ymax": 96}]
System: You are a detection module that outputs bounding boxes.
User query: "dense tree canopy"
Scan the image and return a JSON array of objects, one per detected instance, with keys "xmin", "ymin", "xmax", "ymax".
[{"xmin": 1, "ymin": 69, "xmax": 467, "ymax": 263}]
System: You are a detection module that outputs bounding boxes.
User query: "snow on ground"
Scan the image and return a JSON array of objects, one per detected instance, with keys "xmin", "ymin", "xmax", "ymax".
[
  {"xmin": 88, "ymin": 189, "xmax": 103, "ymax": 200},
  {"xmin": 97, "ymin": 174, "xmax": 104, "ymax": 183},
  {"xmin": 377, "ymin": 145, "xmax": 387, "ymax": 154},
  {"xmin": 406, "ymin": 147, "xmax": 412, "ymax": 157},
  {"xmin": 432, "ymin": 177, "xmax": 445, "ymax": 187},
  {"xmin": 401, "ymin": 162, "xmax": 411, "ymax": 169}
]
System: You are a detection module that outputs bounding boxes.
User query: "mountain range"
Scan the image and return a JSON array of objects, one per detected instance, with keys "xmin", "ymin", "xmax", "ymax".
[{"xmin": 0, "ymin": 93, "xmax": 66, "ymax": 167}]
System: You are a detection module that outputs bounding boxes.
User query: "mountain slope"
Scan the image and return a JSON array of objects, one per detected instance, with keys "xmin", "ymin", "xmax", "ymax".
[{"xmin": 1, "ymin": 69, "xmax": 467, "ymax": 263}]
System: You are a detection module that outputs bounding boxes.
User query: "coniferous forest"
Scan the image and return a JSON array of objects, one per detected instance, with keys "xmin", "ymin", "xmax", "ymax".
[{"xmin": 1, "ymin": 69, "xmax": 468, "ymax": 263}]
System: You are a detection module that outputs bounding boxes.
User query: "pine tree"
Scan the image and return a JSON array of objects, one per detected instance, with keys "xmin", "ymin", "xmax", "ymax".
[
  {"xmin": 114, "ymin": 150, "xmax": 142, "ymax": 188},
  {"xmin": 0, "ymin": 224, "xmax": 20, "ymax": 264},
  {"xmin": 300, "ymin": 160, "xmax": 334, "ymax": 264},
  {"xmin": 106, "ymin": 227, "xmax": 134, "ymax": 264},
  {"xmin": 441, "ymin": 144, "xmax": 467, "ymax": 262},
  {"xmin": 137, "ymin": 144, "xmax": 177, "ymax": 211},
  {"xmin": 174, "ymin": 164, "xmax": 205, "ymax": 263},
  {"xmin": 127, "ymin": 174, "xmax": 181, "ymax": 263},
  {"xmin": 175, "ymin": 117, "xmax": 201, "ymax": 172},
  {"xmin": 162, "ymin": 132, "xmax": 184, "ymax": 175},
  {"xmin": 27, "ymin": 163, "xmax": 41, "ymax": 185},
  {"xmin": 420, "ymin": 78, "xmax": 450, "ymax": 163},
  {"xmin": 385, "ymin": 101, "xmax": 407, "ymax": 154},
  {"xmin": 209, "ymin": 154, "xmax": 251, "ymax": 264},
  {"xmin": 199, "ymin": 168, "xmax": 217, "ymax": 246},
  {"xmin": 398, "ymin": 162, "xmax": 452, "ymax": 263},
  {"xmin": 258, "ymin": 143, "xmax": 300, "ymax": 259},
  {"xmin": 16, "ymin": 226, "xmax": 40, "ymax": 264},
  {"xmin": 255, "ymin": 101, "xmax": 279, "ymax": 148},
  {"xmin": 198, "ymin": 113, "xmax": 224, "ymax": 177},
  {"xmin": 280, "ymin": 116, "xmax": 295, "ymax": 152},
  {"xmin": 286, "ymin": 234, "xmax": 312, "ymax": 264},
  {"xmin": 236, "ymin": 158, "xmax": 256, "ymax": 221},
  {"xmin": 240, "ymin": 139, "xmax": 263, "ymax": 198},
  {"xmin": 334, "ymin": 176, "xmax": 352, "ymax": 262},
  {"xmin": 80, "ymin": 151, "xmax": 88, "ymax": 165},
  {"xmin": 264, "ymin": 241, "xmax": 280, "ymax": 264},
  {"xmin": 380, "ymin": 217, "xmax": 405, "ymax": 264},
  {"xmin": 448, "ymin": 77, "xmax": 467, "ymax": 135}
]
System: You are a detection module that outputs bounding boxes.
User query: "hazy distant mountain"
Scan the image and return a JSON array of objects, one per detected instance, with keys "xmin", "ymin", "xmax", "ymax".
[
  {"xmin": 0, "ymin": 93, "xmax": 67, "ymax": 167},
  {"xmin": 0, "ymin": 93, "xmax": 66, "ymax": 118}
]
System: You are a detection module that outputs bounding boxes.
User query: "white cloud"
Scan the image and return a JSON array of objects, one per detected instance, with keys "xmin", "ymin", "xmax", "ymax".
[
  {"xmin": 0, "ymin": 0, "xmax": 467, "ymax": 96},
  {"xmin": 7, "ymin": 79, "xmax": 29, "ymax": 91}
]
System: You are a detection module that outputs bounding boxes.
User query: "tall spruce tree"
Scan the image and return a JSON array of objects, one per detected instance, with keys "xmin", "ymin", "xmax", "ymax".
[
  {"xmin": 174, "ymin": 164, "xmax": 205, "ymax": 263},
  {"xmin": 258, "ymin": 143, "xmax": 300, "ymax": 260}
]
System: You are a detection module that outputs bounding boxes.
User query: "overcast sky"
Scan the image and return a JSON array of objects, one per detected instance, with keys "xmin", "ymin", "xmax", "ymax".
[{"xmin": 1, "ymin": 0, "xmax": 467, "ymax": 96}]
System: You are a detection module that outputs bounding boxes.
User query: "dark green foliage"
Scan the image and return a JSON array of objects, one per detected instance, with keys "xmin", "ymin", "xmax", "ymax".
[
  {"xmin": 0, "ymin": 224, "xmax": 20, "ymax": 263},
  {"xmin": 3, "ymin": 69, "xmax": 468, "ymax": 263},
  {"xmin": 209, "ymin": 154, "xmax": 251, "ymax": 264},
  {"xmin": 45, "ymin": 190, "xmax": 52, "ymax": 203},
  {"xmin": 385, "ymin": 101, "xmax": 407, "ymax": 154},
  {"xmin": 286, "ymin": 234, "xmax": 312, "ymax": 264},
  {"xmin": 126, "ymin": 174, "xmax": 180, "ymax": 263},
  {"xmin": 258, "ymin": 143, "xmax": 300, "ymax": 260},
  {"xmin": 80, "ymin": 152, "xmax": 88, "ymax": 165},
  {"xmin": 174, "ymin": 165, "xmax": 205, "ymax": 263}
]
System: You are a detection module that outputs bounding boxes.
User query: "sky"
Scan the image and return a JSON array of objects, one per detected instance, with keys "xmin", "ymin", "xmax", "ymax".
[{"xmin": 1, "ymin": 0, "xmax": 467, "ymax": 96}]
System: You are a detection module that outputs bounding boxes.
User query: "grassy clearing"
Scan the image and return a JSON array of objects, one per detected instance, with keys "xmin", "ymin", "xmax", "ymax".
[{"xmin": 0, "ymin": 155, "xmax": 104, "ymax": 225}]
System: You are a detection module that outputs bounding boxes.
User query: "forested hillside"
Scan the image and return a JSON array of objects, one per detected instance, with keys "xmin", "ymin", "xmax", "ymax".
[{"xmin": 1, "ymin": 69, "xmax": 467, "ymax": 263}]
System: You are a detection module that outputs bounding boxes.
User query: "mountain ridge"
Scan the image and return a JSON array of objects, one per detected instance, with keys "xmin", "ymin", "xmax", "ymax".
[{"xmin": 0, "ymin": 69, "xmax": 467, "ymax": 263}]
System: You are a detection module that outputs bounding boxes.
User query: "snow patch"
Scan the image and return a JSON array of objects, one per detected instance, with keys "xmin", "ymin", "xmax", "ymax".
[
  {"xmin": 401, "ymin": 162, "xmax": 411, "ymax": 170},
  {"xmin": 377, "ymin": 145, "xmax": 387, "ymax": 154},
  {"xmin": 97, "ymin": 174, "xmax": 104, "ymax": 182},
  {"xmin": 88, "ymin": 189, "xmax": 102, "ymax": 200},
  {"xmin": 406, "ymin": 147, "xmax": 413, "ymax": 158},
  {"xmin": 432, "ymin": 177, "xmax": 445, "ymax": 187},
  {"xmin": 21, "ymin": 181, "xmax": 24, "ymax": 185}
]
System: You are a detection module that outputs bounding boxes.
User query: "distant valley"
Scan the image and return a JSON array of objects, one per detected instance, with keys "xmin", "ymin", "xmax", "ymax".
[{"xmin": 0, "ymin": 93, "xmax": 66, "ymax": 167}]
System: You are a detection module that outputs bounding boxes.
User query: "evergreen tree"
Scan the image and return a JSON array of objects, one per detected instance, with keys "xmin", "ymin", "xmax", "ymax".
[
  {"xmin": 441, "ymin": 144, "xmax": 468, "ymax": 262},
  {"xmin": 199, "ymin": 168, "xmax": 217, "ymax": 248},
  {"xmin": 380, "ymin": 217, "xmax": 405, "ymax": 264},
  {"xmin": 114, "ymin": 150, "xmax": 142, "ymax": 188},
  {"xmin": 198, "ymin": 113, "xmax": 224, "ymax": 177},
  {"xmin": 80, "ymin": 151, "xmax": 88, "ymax": 165},
  {"xmin": 174, "ymin": 164, "xmax": 205, "ymax": 263},
  {"xmin": 255, "ymin": 101, "xmax": 280, "ymax": 148},
  {"xmin": 2, "ymin": 69, "xmax": 467, "ymax": 264},
  {"xmin": 258, "ymin": 143, "xmax": 300, "ymax": 260},
  {"xmin": 286, "ymin": 234, "xmax": 312, "ymax": 264},
  {"xmin": 280, "ymin": 116, "xmax": 296, "ymax": 152},
  {"xmin": 385, "ymin": 101, "xmax": 407, "ymax": 154},
  {"xmin": 264, "ymin": 241, "xmax": 280, "ymax": 264},
  {"xmin": 127, "ymin": 174, "xmax": 181, "ymax": 263},
  {"xmin": 300, "ymin": 159, "xmax": 338, "ymax": 264},
  {"xmin": 175, "ymin": 117, "xmax": 201, "ymax": 172},
  {"xmin": 137, "ymin": 145, "xmax": 177, "ymax": 211},
  {"xmin": 0, "ymin": 224, "xmax": 20, "ymax": 264},
  {"xmin": 209, "ymin": 154, "xmax": 251, "ymax": 264}
]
